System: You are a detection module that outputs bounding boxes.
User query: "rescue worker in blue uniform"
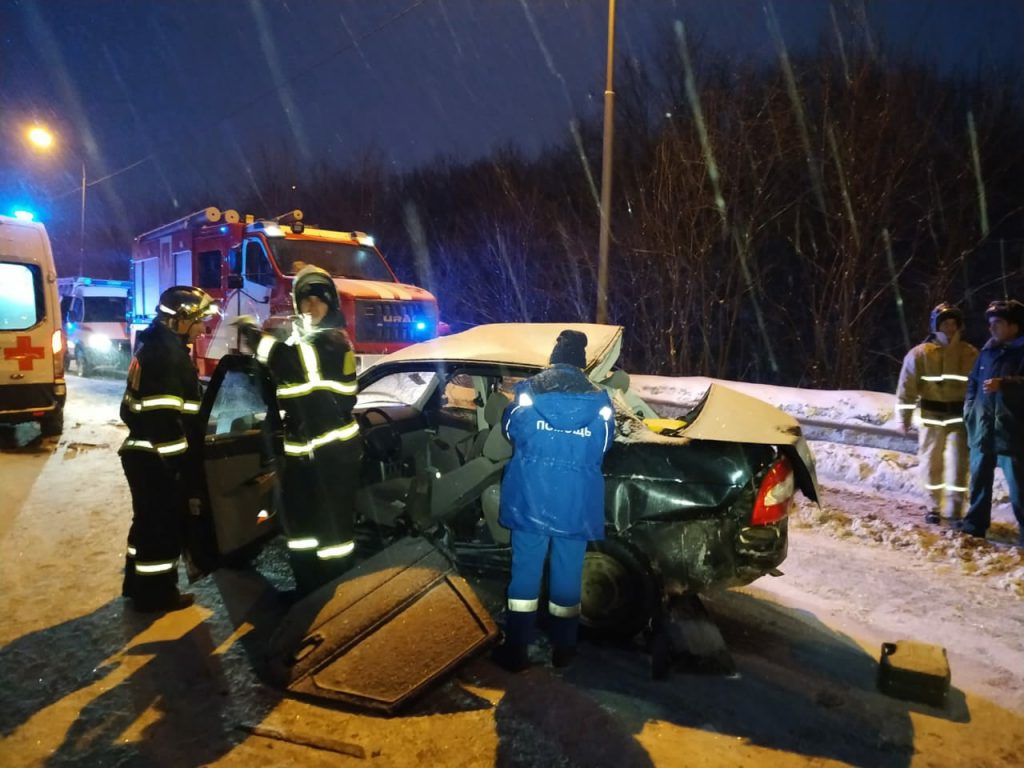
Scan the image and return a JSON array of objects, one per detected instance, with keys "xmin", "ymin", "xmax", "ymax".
[
  {"xmin": 493, "ymin": 329, "xmax": 615, "ymax": 671},
  {"xmin": 959, "ymin": 299, "xmax": 1024, "ymax": 546},
  {"xmin": 238, "ymin": 266, "xmax": 362, "ymax": 593},
  {"xmin": 120, "ymin": 286, "xmax": 217, "ymax": 612}
]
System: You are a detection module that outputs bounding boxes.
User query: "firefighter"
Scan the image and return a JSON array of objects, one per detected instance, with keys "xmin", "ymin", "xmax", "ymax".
[
  {"xmin": 237, "ymin": 265, "xmax": 362, "ymax": 593},
  {"xmin": 492, "ymin": 330, "xmax": 615, "ymax": 672},
  {"xmin": 959, "ymin": 299, "xmax": 1024, "ymax": 545},
  {"xmin": 895, "ymin": 303, "xmax": 979, "ymax": 524},
  {"xmin": 120, "ymin": 286, "xmax": 217, "ymax": 612}
]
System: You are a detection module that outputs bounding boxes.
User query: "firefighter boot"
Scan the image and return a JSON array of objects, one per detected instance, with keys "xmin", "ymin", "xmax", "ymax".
[
  {"xmin": 492, "ymin": 642, "xmax": 530, "ymax": 673},
  {"xmin": 121, "ymin": 553, "xmax": 136, "ymax": 598},
  {"xmin": 289, "ymin": 551, "xmax": 323, "ymax": 596}
]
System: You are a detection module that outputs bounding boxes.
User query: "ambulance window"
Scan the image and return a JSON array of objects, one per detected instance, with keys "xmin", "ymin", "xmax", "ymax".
[
  {"xmin": 197, "ymin": 250, "xmax": 222, "ymax": 289},
  {"xmin": 0, "ymin": 262, "xmax": 44, "ymax": 330},
  {"xmin": 244, "ymin": 241, "xmax": 275, "ymax": 287}
]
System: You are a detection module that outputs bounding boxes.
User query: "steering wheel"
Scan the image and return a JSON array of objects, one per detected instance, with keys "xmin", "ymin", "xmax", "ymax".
[{"xmin": 359, "ymin": 407, "xmax": 401, "ymax": 464}]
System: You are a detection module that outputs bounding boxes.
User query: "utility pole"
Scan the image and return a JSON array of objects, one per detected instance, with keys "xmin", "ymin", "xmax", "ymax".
[{"xmin": 595, "ymin": 0, "xmax": 617, "ymax": 324}]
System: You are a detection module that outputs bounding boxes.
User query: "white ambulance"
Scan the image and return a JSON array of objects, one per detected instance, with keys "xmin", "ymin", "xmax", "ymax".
[
  {"xmin": 0, "ymin": 215, "xmax": 66, "ymax": 436},
  {"xmin": 58, "ymin": 277, "xmax": 131, "ymax": 376}
]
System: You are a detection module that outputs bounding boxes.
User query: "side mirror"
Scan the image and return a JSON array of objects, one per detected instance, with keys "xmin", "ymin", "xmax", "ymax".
[{"xmin": 227, "ymin": 274, "xmax": 244, "ymax": 290}]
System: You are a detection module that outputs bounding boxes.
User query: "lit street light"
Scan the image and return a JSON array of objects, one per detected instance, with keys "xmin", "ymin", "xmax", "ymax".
[
  {"xmin": 25, "ymin": 124, "xmax": 88, "ymax": 276},
  {"xmin": 27, "ymin": 126, "xmax": 54, "ymax": 149}
]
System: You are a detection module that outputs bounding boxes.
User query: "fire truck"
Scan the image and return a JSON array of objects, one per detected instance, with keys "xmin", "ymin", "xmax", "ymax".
[{"xmin": 130, "ymin": 207, "xmax": 440, "ymax": 376}]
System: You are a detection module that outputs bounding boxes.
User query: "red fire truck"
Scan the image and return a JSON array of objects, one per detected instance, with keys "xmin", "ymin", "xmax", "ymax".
[{"xmin": 130, "ymin": 207, "xmax": 440, "ymax": 376}]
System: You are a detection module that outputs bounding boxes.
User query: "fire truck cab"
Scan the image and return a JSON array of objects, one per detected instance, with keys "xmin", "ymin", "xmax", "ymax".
[{"xmin": 131, "ymin": 207, "xmax": 439, "ymax": 377}]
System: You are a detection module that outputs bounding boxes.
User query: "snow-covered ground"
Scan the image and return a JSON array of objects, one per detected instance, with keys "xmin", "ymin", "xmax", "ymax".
[{"xmin": 0, "ymin": 372, "xmax": 1021, "ymax": 766}]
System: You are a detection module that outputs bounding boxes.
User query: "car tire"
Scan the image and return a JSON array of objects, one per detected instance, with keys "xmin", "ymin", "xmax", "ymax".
[
  {"xmin": 40, "ymin": 405, "xmax": 63, "ymax": 437},
  {"xmin": 579, "ymin": 537, "xmax": 658, "ymax": 641}
]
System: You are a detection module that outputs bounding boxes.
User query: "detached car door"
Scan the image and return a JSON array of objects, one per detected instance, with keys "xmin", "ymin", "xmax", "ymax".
[{"xmin": 188, "ymin": 353, "xmax": 282, "ymax": 576}]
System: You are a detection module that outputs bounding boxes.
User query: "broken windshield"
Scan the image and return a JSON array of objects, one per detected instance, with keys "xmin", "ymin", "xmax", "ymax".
[{"xmin": 268, "ymin": 239, "xmax": 395, "ymax": 282}]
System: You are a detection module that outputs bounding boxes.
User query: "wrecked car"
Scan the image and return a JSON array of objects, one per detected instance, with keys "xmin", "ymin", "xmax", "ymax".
[
  {"xmin": 193, "ymin": 322, "xmax": 820, "ymax": 625},
  {"xmin": 189, "ymin": 322, "xmax": 819, "ymax": 702}
]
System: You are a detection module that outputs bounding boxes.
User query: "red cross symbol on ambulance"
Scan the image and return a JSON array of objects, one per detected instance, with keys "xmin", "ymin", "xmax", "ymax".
[{"xmin": 3, "ymin": 335, "xmax": 45, "ymax": 371}]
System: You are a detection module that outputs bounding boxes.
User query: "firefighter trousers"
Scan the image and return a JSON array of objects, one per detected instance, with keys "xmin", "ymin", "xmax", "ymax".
[
  {"xmin": 281, "ymin": 438, "xmax": 363, "ymax": 592},
  {"xmin": 121, "ymin": 452, "xmax": 186, "ymax": 600},
  {"xmin": 918, "ymin": 422, "xmax": 969, "ymax": 517},
  {"xmin": 505, "ymin": 530, "xmax": 588, "ymax": 649}
]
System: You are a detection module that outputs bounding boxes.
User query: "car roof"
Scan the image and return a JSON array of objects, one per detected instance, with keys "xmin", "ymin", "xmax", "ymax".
[{"xmin": 373, "ymin": 323, "xmax": 623, "ymax": 372}]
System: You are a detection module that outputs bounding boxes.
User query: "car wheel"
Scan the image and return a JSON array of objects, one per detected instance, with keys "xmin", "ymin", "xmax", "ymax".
[
  {"xmin": 579, "ymin": 538, "xmax": 658, "ymax": 641},
  {"xmin": 40, "ymin": 405, "xmax": 63, "ymax": 437}
]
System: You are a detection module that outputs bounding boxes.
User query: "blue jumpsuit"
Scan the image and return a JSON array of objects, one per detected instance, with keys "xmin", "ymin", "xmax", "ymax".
[{"xmin": 499, "ymin": 364, "xmax": 615, "ymax": 648}]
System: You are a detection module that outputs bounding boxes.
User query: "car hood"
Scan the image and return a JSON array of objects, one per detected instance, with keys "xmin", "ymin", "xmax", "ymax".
[{"xmin": 366, "ymin": 323, "xmax": 623, "ymax": 377}]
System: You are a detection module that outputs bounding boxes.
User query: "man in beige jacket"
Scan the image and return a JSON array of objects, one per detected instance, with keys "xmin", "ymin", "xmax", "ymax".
[{"xmin": 896, "ymin": 303, "xmax": 979, "ymax": 524}]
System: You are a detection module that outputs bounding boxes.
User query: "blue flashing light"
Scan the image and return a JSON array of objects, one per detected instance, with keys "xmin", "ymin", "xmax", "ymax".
[
  {"xmin": 220, "ymin": 225, "xmax": 228, "ymax": 234},
  {"xmin": 81, "ymin": 277, "xmax": 92, "ymax": 284},
  {"xmin": 66, "ymin": 322, "xmax": 77, "ymax": 332},
  {"xmin": 415, "ymin": 321, "xmax": 427, "ymax": 331},
  {"xmin": 13, "ymin": 209, "xmax": 35, "ymax": 221}
]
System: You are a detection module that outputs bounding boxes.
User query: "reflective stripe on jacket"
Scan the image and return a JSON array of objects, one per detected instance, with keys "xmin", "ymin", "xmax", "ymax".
[
  {"xmin": 119, "ymin": 322, "xmax": 202, "ymax": 475},
  {"xmin": 896, "ymin": 333, "xmax": 978, "ymax": 425},
  {"xmin": 255, "ymin": 314, "xmax": 360, "ymax": 456}
]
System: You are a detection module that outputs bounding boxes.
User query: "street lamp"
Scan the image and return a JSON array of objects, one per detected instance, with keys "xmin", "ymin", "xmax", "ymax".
[
  {"xmin": 595, "ymin": 0, "xmax": 617, "ymax": 325},
  {"xmin": 26, "ymin": 124, "xmax": 87, "ymax": 276}
]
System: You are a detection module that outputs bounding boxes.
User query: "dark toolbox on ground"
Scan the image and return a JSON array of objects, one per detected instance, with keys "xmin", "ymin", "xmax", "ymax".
[{"xmin": 877, "ymin": 640, "xmax": 951, "ymax": 708}]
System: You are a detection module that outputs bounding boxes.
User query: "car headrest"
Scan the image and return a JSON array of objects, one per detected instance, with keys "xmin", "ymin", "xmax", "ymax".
[
  {"xmin": 483, "ymin": 391, "xmax": 510, "ymax": 427},
  {"xmin": 605, "ymin": 369, "xmax": 630, "ymax": 391}
]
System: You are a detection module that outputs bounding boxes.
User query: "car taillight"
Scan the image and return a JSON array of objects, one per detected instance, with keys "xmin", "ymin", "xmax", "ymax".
[
  {"xmin": 52, "ymin": 329, "xmax": 64, "ymax": 376},
  {"xmin": 751, "ymin": 456, "xmax": 794, "ymax": 525}
]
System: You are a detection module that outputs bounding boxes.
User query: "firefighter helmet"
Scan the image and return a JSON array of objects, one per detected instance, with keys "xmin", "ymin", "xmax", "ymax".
[
  {"xmin": 157, "ymin": 286, "xmax": 218, "ymax": 323},
  {"xmin": 985, "ymin": 299, "xmax": 1024, "ymax": 327},
  {"xmin": 292, "ymin": 265, "xmax": 340, "ymax": 315},
  {"xmin": 929, "ymin": 302, "xmax": 964, "ymax": 333}
]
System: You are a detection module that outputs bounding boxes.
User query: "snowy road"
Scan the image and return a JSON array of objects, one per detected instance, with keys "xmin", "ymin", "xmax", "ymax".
[{"xmin": 1, "ymin": 374, "xmax": 1022, "ymax": 767}]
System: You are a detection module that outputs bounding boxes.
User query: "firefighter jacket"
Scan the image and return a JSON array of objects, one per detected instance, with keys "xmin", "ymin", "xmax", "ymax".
[
  {"xmin": 252, "ymin": 313, "xmax": 359, "ymax": 457},
  {"xmin": 895, "ymin": 332, "xmax": 978, "ymax": 429},
  {"xmin": 964, "ymin": 335, "xmax": 1024, "ymax": 456},
  {"xmin": 119, "ymin": 321, "xmax": 203, "ymax": 487},
  {"xmin": 499, "ymin": 364, "xmax": 615, "ymax": 541}
]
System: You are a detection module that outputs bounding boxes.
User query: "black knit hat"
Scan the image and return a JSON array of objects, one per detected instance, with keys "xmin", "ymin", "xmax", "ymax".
[{"xmin": 550, "ymin": 329, "xmax": 588, "ymax": 368}]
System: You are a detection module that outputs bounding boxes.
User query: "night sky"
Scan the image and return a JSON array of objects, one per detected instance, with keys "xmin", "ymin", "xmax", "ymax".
[{"xmin": 2, "ymin": 0, "xmax": 1022, "ymax": 254}]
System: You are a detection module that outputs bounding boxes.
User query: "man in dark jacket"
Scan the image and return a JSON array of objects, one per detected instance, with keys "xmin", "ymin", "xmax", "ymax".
[
  {"xmin": 493, "ymin": 329, "xmax": 615, "ymax": 671},
  {"xmin": 240, "ymin": 265, "xmax": 362, "ymax": 592},
  {"xmin": 120, "ymin": 286, "xmax": 217, "ymax": 612},
  {"xmin": 959, "ymin": 299, "xmax": 1024, "ymax": 545}
]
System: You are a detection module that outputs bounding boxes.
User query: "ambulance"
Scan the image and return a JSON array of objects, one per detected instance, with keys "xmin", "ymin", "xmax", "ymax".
[
  {"xmin": 0, "ymin": 214, "xmax": 65, "ymax": 436},
  {"xmin": 58, "ymin": 277, "xmax": 131, "ymax": 376}
]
